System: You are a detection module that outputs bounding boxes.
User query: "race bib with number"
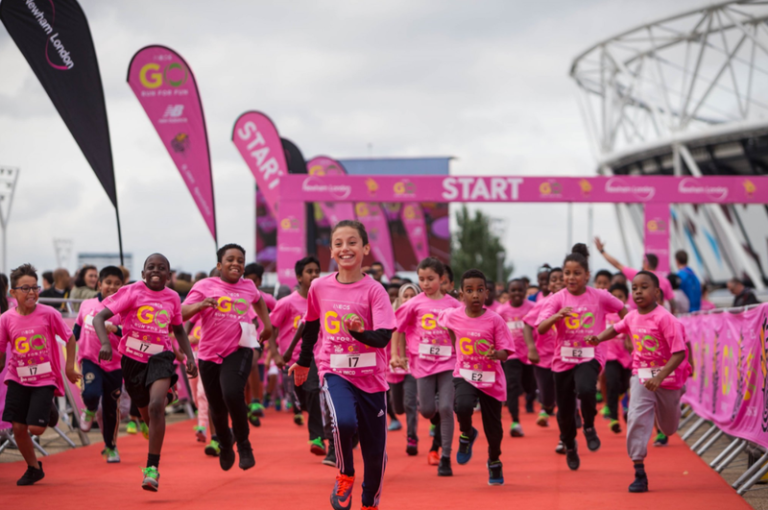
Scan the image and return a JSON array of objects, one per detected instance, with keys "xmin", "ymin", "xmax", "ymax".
[
  {"xmin": 16, "ymin": 362, "xmax": 53, "ymax": 379},
  {"xmin": 84, "ymin": 315, "xmax": 114, "ymax": 328},
  {"xmin": 418, "ymin": 343, "xmax": 452, "ymax": 358},
  {"xmin": 330, "ymin": 352, "xmax": 377, "ymax": 369},
  {"xmin": 561, "ymin": 346, "xmax": 595, "ymax": 362},
  {"xmin": 459, "ymin": 368, "xmax": 496, "ymax": 383},
  {"xmin": 238, "ymin": 322, "xmax": 260, "ymax": 349},
  {"xmin": 126, "ymin": 337, "xmax": 163, "ymax": 355},
  {"xmin": 638, "ymin": 367, "xmax": 675, "ymax": 383},
  {"xmin": 506, "ymin": 320, "xmax": 524, "ymax": 330}
]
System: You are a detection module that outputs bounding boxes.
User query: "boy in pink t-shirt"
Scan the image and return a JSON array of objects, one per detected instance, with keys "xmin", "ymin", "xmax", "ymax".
[
  {"xmin": 183, "ymin": 244, "xmax": 272, "ymax": 473},
  {"xmin": 440, "ymin": 269, "xmax": 514, "ymax": 487},
  {"xmin": 498, "ymin": 278, "xmax": 535, "ymax": 438},
  {"xmin": 95, "ymin": 253, "xmax": 197, "ymax": 491},
  {"xmin": 73, "ymin": 266, "xmax": 125, "ymax": 463},
  {"xmin": 587, "ymin": 270, "xmax": 687, "ymax": 493},
  {"xmin": 0, "ymin": 264, "xmax": 79, "ymax": 486}
]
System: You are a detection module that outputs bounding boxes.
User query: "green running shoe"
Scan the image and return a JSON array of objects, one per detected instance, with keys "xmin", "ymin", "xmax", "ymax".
[
  {"xmin": 205, "ymin": 439, "xmax": 221, "ymax": 457},
  {"xmin": 309, "ymin": 437, "xmax": 326, "ymax": 456},
  {"xmin": 141, "ymin": 466, "xmax": 159, "ymax": 491},
  {"xmin": 102, "ymin": 447, "xmax": 121, "ymax": 463},
  {"xmin": 126, "ymin": 420, "xmax": 138, "ymax": 435},
  {"xmin": 139, "ymin": 422, "xmax": 149, "ymax": 440}
]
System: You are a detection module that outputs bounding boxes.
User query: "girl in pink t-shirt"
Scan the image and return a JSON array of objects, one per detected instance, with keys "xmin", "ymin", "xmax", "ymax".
[
  {"xmin": 523, "ymin": 266, "xmax": 564, "ymax": 429},
  {"xmin": 586, "ymin": 270, "xmax": 687, "ymax": 493},
  {"xmin": 537, "ymin": 244, "xmax": 626, "ymax": 471},
  {"xmin": 0, "ymin": 264, "xmax": 79, "ymax": 486},
  {"xmin": 289, "ymin": 220, "xmax": 396, "ymax": 510},
  {"xmin": 603, "ymin": 282, "xmax": 633, "ymax": 434},
  {"xmin": 498, "ymin": 278, "xmax": 535, "ymax": 438},
  {"xmin": 182, "ymin": 244, "xmax": 272, "ymax": 474},
  {"xmin": 95, "ymin": 253, "xmax": 197, "ymax": 492},
  {"xmin": 392, "ymin": 257, "xmax": 462, "ymax": 475},
  {"xmin": 439, "ymin": 269, "xmax": 514, "ymax": 487}
]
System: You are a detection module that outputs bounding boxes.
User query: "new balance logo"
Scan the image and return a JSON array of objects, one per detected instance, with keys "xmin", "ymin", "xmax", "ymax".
[
  {"xmin": 377, "ymin": 410, "xmax": 384, "ymax": 417},
  {"xmin": 163, "ymin": 105, "xmax": 184, "ymax": 118}
]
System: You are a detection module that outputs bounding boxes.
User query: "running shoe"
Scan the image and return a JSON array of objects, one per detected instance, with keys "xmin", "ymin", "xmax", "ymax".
[
  {"xmin": 126, "ymin": 420, "xmax": 138, "ymax": 435},
  {"xmin": 555, "ymin": 440, "xmax": 566, "ymax": 455},
  {"xmin": 194, "ymin": 425, "xmax": 207, "ymax": 443},
  {"xmin": 629, "ymin": 473, "xmax": 648, "ymax": 493},
  {"xmin": 294, "ymin": 413, "xmax": 304, "ymax": 426},
  {"xmin": 536, "ymin": 410, "xmax": 549, "ymax": 427},
  {"xmin": 274, "ymin": 398, "xmax": 282, "ymax": 412},
  {"xmin": 509, "ymin": 422, "xmax": 524, "ymax": 437},
  {"xmin": 429, "ymin": 424, "xmax": 436, "ymax": 437},
  {"xmin": 601, "ymin": 406, "xmax": 610, "ymax": 419},
  {"xmin": 238, "ymin": 446, "xmax": 255, "ymax": 470},
  {"xmin": 406, "ymin": 437, "xmax": 418, "ymax": 456},
  {"xmin": 141, "ymin": 466, "xmax": 159, "ymax": 491},
  {"xmin": 456, "ymin": 427, "xmax": 478, "ymax": 465},
  {"xmin": 102, "ymin": 447, "xmax": 121, "ymax": 463},
  {"xmin": 427, "ymin": 450, "xmax": 440, "ymax": 465},
  {"xmin": 249, "ymin": 401, "xmax": 265, "ymax": 418},
  {"xmin": 310, "ymin": 437, "xmax": 327, "ymax": 456},
  {"xmin": 387, "ymin": 419, "xmax": 402, "ymax": 432},
  {"xmin": 596, "ymin": 391, "xmax": 603, "ymax": 403},
  {"xmin": 139, "ymin": 422, "xmax": 149, "ymax": 440},
  {"xmin": 263, "ymin": 395, "xmax": 272, "ymax": 410},
  {"xmin": 584, "ymin": 427, "xmax": 601, "ymax": 451},
  {"xmin": 219, "ymin": 442, "xmax": 236, "ymax": 471},
  {"xmin": 609, "ymin": 420, "xmax": 621, "ymax": 434},
  {"xmin": 323, "ymin": 445, "xmax": 337, "ymax": 467},
  {"xmin": 653, "ymin": 433, "xmax": 668, "ymax": 447},
  {"xmin": 487, "ymin": 460, "xmax": 504, "ymax": 486},
  {"xmin": 437, "ymin": 455, "xmax": 453, "ymax": 477},
  {"xmin": 566, "ymin": 443, "xmax": 580, "ymax": 471},
  {"xmin": 16, "ymin": 462, "xmax": 44, "ymax": 486},
  {"xmin": 205, "ymin": 440, "xmax": 220, "ymax": 457},
  {"xmin": 330, "ymin": 473, "xmax": 354, "ymax": 510},
  {"xmin": 79, "ymin": 409, "xmax": 96, "ymax": 432}
]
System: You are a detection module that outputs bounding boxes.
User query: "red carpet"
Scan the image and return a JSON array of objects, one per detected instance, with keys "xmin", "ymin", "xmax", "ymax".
[{"xmin": 0, "ymin": 402, "xmax": 751, "ymax": 510}]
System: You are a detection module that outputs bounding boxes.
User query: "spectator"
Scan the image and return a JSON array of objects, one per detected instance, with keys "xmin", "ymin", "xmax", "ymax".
[
  {"xmin": 593, "ymin": 269, "xmax": 612, "ymax": 290},
  {"xmin": 727, "ymin": 278, "xmax": 760, "ymax": 308},
  {"xmin": 40, "ymin": 267, "xmax": 71, "ymax": 314},
  {"xmin": 42, "ymin": 270, "xmax": 54, "ymax": 291},
  {"xmin": 389, "ymin": 275, "xmax": 403, "ymax": 285},
  {"xmin": 370, "ymin": 261, "xmax": 384, "ymax": 283},
  {"xmin": 194, "ymin": 271, "xmax": 208, "ymax": 283},
  {"xmin": 667, "ymin": 273, "xmax": 689, "ymax": 314},
  {"xmin": 70, "ymin": 264, "xmax": 99, "ymax": 311},
  {"xmin": 700, "ymin": 284, "xmax": 716, "ymax": 311},
  {"xmin": 174, "ymin": 272, "xmax": 193, "ymax": 299},
  {"xmin": 675, "ymin": 250, "xmax": 701, "ymax": 312}
]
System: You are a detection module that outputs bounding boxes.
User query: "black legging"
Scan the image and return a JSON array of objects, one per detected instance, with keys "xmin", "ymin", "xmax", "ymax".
[
  {"xmin": 199, "ymin": 347, "xmax": 253, "ymax": 451},
  {"xmin": 453, "ymin": 377, "xmax": 503, "ymax": 462},
  {"xmin": 554, "ymin": 360, "xmax": 600, "ymax": 449},
  {"xmin": 604, "ymin": 361, "xmax": 631, "ymax": 421}
]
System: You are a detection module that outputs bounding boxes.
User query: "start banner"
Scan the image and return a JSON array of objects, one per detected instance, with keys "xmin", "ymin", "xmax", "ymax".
[{"xmin": 679, "ymin": 304, "xmax": 768, "ymax": 449}]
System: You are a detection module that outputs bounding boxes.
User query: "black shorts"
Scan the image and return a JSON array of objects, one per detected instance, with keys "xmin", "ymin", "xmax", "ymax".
[
  {"xmin": 120, "ymin": 351, "xmax": 178, "ymax": 408},
  {"xmin": 2, "ymin": 381, "xmax": 55, "ymax": 427}
]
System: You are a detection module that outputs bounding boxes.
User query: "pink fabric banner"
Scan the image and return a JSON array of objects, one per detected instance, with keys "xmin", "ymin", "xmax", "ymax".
[
  {"xmin": 354, "ymin": 202, "xmax": 396, "ymax": 278},
  {"xmin": 680, "ymin": 304, "xmax": 768, "ymax": 449},
  {"xmin": 644, "ymin": 203, "xmax": 670, "ymax": 273},
  {"xmin": 127, "ymin": 46, "xmax": 217, "ymax": 242},
  {"xmin": 276, "ymin": 200, "xmax": 306, "ymax": 287},
  {"xmin": 401, "ymin": 203, "xmax": 430, "ymax": 263},
  {"xmin": 232, "ymin": 112, "xmax": 288, "ymax": 217},
  {"xmin": 306, "ymin": 156, "xmax": 355, "ymax": 225}
]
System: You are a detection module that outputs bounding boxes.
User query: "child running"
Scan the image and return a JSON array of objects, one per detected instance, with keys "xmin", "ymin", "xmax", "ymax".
[
  {"xmin": 498, "ymin": 278, "xmax": 535, "ymax": 438},
  {"xmin": 182, "ymin": 244, "xmax": 272, "ymax": 472},
  {"xmin": 0, "ymin": 264, "xmax": 80, "ymax": 485},
  {"xmin": 268, "ymin": 255, "xmax": 325, "ymax": 455},
  {"xmin": 392, "ymin": 257, "xmax": 461, "ymax": 476},
  {"xmin": 439, "ymin": 269, "xmax": 514, "ymax": 486},
  {"xmin": 74, "ymin": 265, "xmax": 125, "ymax": 463},
  {"xmin": 243, "ymin": 262, "xmax": 276, "ymax": 425},
  {"xmin": 586, "ymin": 271, "xmax": 687, "ymax": 492},
  {"xmin": 537, "ymin": 244, "xmax": 626, "ymax": 470},
  {"xmin": 388, "ymin": 282, "xmax": 421, "ymax": 457},
  {"xmin": 289, "ymin": 220, "xmax": 395, "ymax": 510},
  {"xmin": 94, "ymin": 253, "xmax": 197, "ymax": 491},
  {"xmin": 603, "ymin": 282, "xmax": 632, "ymax": 433}
]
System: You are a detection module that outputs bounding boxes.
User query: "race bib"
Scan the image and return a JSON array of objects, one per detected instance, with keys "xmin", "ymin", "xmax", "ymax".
[
  {"xmin": 238, "ymin": 322, "xmax": 260, "ymax": 349},
  {"xmin": 506, "ymin": 320, "xmax": 524, "ymax": 330},
  {"xmin": 638, "ymin": 367, "xmax": 675, "ymax": 383},
  {"xmin": 561, "ymin": 346, "xmax": 595, "ymax": 362},
  {"xmin": 17, "ymin": 362, "xmax": 53, "ymax": 379},
  {"xmin": 459, "ymin": 368, "xmax": 495, "ymax": 383},
  {"xmin": 126, "ymin": 337, "xmax": 163, "ymax": 355},
  {"xmin": 418, "ymin": 343, "xmax": 452, "ymax": 358},
  {"xmin": 84, "ymin": 315, "xmax": 114, "ymax": 327},
  {"xmin": 330, "ymin": 352, "xmax": 376, "ymax": 369}
]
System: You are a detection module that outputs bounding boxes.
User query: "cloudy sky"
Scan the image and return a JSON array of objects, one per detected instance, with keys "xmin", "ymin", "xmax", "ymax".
[{"xmin": 0, "ymin": 0, "xmax": 709, "ymax": 281}]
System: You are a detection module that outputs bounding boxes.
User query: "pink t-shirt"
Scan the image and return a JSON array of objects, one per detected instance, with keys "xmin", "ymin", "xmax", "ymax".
[
  {"xmin": 0, "ymin": 305, "xmax": 72, "ymax": 396},
  {"xmin": 700, "ymin": 300, "xmax": 716, "ymax": 311},
  {"xmin": 523, "ymin": 297, "xmax": 556, "ymax": 369},
  {"xmin": 394, "ymin": 293, "xmax": 462, "ymax": 379},
  {"xmin": 184, "ymin": 277, "xmax": 262, "ymax": 364},
  {"xmin": 622, "ymin": 267, "xmax": 674, "ymax": 303},
  {"xmin": 485, "ymin": 301, "xmax": 502, "ymax": 313},
  {"xmin": 604, "ymin": 311, "xmax": 632, "ymax": 369},
  {"xmin": 612, "ymin": 305, "xmax": 687, "ymax": 389},
  {"xmin": 104, "ymin": 282, "xmax": 183, "ymax": 363},
  {"xmin": 270, "ymin": 291, "xmax": 307, "ymax": 366},
  {"xmin": 305, "ymin": 273, "xmax": 396, "ymax": 393},
  {"xmin": 498, "ymin": 300, "xmax": 535, "ymax": 364},
  {"xmin": 537, "ymin": 287, "xmax": 625, "ymax": 373},
  {"xmin": 438, "ymin": 307, "xmax": 514, "ymax": 401},
  {"xmin": 75, "ymin": 297, "xmax": 123, "ymax": 372}
]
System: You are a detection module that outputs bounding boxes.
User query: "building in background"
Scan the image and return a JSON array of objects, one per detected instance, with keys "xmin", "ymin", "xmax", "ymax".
[{"xmin": 77, "ymin": 253, "xmax": 133, "ymax": 276}]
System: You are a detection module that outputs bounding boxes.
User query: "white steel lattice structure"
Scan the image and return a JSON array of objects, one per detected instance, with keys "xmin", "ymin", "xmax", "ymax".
[{"xmin": 571, "ymin": 0, "xmax": 768, "ymax": 288}]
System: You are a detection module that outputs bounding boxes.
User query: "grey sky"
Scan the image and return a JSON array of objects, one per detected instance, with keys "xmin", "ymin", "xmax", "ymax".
[{"xmin": 0, "ymin": 0, "xmax": 708, "ymax": 280}]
